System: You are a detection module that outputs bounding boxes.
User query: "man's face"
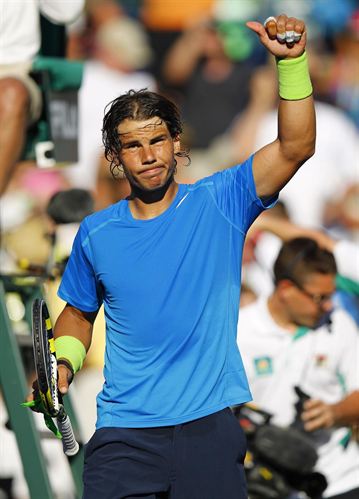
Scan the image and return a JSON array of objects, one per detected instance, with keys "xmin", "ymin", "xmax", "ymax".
[
  {"xmin": 117, "ymin": 117, "xmax": 180, "ymax": 191},
  {"xmin": 282, "ymin": 273, "xmax": 336, "ymax": 328}
]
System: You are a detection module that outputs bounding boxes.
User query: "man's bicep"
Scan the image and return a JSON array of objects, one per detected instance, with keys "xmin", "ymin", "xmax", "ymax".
[
  {"xmin": 252, "ymin": 140, "xmax": 301, "ymax": 199},
  {"xmin": 54, "ymin": 303, "xmax": 99, "ymax": 351}
]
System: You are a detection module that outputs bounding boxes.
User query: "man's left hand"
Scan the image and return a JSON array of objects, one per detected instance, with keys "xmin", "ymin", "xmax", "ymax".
[
  {"xmin": 247, "ymin": 14, "xmax": 306, "ymax": 59},
  {"xmin": 301, "ymin": 398, "xmax": 335, "ymax": 431}
]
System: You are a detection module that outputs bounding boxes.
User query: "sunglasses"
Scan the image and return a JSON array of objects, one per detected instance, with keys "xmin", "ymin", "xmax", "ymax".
[{"xmin": 289, "ymin": 277, "xmax": 334, "ymax": 306}]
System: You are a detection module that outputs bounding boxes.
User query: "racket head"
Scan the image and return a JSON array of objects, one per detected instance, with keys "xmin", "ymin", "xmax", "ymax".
[{"xmin": 32, "ymin": 298, "xmax": 59, "ymax": 417}]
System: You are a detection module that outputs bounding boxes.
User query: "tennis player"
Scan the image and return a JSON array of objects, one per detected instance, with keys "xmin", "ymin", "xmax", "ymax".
[{"xmin": 54, "ymin": 14, "xmax": 316, "ymax": 499}]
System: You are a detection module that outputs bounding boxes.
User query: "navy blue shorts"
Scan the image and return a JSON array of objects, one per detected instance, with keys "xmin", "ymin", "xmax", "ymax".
[{"xmin": 83, "ymin": 408, "xmax": 247, "ymax": 499}]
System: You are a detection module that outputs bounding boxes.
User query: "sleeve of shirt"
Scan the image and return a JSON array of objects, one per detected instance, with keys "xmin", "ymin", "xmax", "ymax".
[
  {"xmin": 39, "ymin": 0, "xmax": 84, "ymax": 24},
  {"xmin": 209, "ymin": 155, "xmax": 278, "ymax": 233},
  {"xmin": 57, "ymin": 220, "xmax": 102, "ymax": 312},
  {"xmin": 334, "ymin": 240, "xmax": 359, "ymax": 283},
  {"xmin": 334, "ymin": 312, "xmax": 359, "ymax": 393}
]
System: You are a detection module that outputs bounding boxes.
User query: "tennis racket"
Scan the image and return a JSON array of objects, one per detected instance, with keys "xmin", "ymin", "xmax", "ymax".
[{"xmin": 32, "ymin": 298, "xmax": 79, "ymax": 456}]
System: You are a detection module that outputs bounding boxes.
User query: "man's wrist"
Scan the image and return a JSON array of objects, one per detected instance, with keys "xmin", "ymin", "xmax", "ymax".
[
  {"xmin": 54, "ymin": 336, "xmax": 86, "ymax": 374},
  {"xmin": 276, "ymin": 51, "xmax": 313, "ymax": 100}
]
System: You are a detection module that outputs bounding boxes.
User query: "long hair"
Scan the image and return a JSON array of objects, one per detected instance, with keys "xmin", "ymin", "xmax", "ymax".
[{"xmin": 102, "ymin": 89, "xmax": 190, "ymax": 178}]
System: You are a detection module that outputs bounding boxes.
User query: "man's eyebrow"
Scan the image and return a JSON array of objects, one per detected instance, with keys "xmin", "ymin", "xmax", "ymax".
[
  {"xmin": 121, "ymin": 139, "xmax": 140, "ymax": 147},
  {"xmin": 150, "ymin": 133, "xmax": 167, "ymax": 141}
]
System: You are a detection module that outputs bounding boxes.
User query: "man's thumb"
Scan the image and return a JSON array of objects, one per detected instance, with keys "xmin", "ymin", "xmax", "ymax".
[
  {"xmin": 57, "ymin": 366, "xmax": 69, "ymax": 394},
  {"xmin": 246, "ymin": 21, "xmax": 263, "ymax": 35}
]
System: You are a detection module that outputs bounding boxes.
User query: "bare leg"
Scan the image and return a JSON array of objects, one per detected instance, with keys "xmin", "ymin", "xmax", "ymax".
[{"xmin": 0, "ymin": 78, "xmax": 30, "ymax": 195}]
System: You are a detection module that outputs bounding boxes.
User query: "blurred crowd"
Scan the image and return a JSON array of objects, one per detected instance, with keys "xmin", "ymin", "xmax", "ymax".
[{"xmin": 0, "ymin": 1, "xmax": 358, "ymax": 498}]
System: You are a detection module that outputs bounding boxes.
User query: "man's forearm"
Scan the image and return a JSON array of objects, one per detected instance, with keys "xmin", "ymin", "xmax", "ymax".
[
  {"xmin": 332, "ymin": 391, "xmax": 359, "ymax": 427},
  {"xmin": 41, "ymin": 0, "xmax": 84, "ymax": 24},
  {"xmin": 278, "ymin": 93, "xmax": 316, "ymax": 165},
  {"xmin": 54, "ymin": 304, "xmax": 96, "ymax": 353}
]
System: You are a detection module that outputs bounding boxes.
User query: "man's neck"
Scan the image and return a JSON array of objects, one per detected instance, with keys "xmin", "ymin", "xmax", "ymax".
[
  {"xmin": 128, "ymin": 179, "xmax": 179, "ymax": 220},
  {"xmin": 267, "ymin": 293, "xmax": 297, "ymax": 333}
]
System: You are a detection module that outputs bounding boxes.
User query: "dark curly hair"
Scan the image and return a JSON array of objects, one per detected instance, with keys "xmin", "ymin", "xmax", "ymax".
[{"xmin": 102, "ymin": 89, "xmax": 190, "ymax": 178}]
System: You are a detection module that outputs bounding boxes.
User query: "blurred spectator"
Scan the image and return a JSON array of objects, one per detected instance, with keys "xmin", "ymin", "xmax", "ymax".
[
  {"xmin": 237, "ymin": 237, "xmax": 359, "ymax": 498},
  {"xmin": 140, "ymin": 0, "xmax": 215, "ymax": 84},
  {"xmin": 0, "ymin": 0, "xmax": 84, "ymax": 195},
  {"xmin": 252, "ymin": 212, "xmax": 359, "ymax": 284},
  {"xmin": 247, "ymin": 211, "xmax": 359, "ymax": 323},
  {"xmin": 67, "ymin": 0, "xmax": 124, "ymax": 60},
  {"xmin": 162, "ymin": 16, "xmax": 255, "ymax": 150}
]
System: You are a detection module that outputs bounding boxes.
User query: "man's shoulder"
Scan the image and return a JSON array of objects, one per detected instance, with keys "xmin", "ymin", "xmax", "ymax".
[
  {"xmin": 330, "ymin": 307, "xmax": 358, "ymax": 338},
  {"xmin": 238, "ymin": 298, "xmax": 269, "ymax": 332},
  {"xmin": 189, "ymin": 156, "xmax": 253, "ymax": 189},
  {"xmin": 81, "ymin": 201, "xmax": 126, "ymax": 232}
]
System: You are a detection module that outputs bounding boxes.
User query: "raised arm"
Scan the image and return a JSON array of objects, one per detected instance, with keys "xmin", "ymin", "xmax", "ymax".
[
  {"xmin": 54, "ymin": 304, "xmax": 98, "ymax": 395},
  {"xmin": 40, "ymin": 0, "xmax": 85, "ymax": 24},
  {"xmin": 162, "ymin": 22, "xmax": 209, "ymax": 85},
  {"xmin": 253, "ymin": 213, "xmax": 336, "ymax": 252},
  {"xmin": 247, "ymin": 14, "xmax": 316, "ymax": 199}
]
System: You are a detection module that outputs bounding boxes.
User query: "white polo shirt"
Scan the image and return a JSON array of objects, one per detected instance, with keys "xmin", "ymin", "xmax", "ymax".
[
  {"xmin": 237, "ymin": 298, "xmax": 359, "ymax": 497},
  {"xmin": 334, "ymin": 240, "xmax": 359, "ymax": 284}
]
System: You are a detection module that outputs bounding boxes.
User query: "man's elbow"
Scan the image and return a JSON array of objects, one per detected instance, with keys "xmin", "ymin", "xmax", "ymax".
[
  {"xmin": 282, "ymin": 138, "xmax": 316, "ymax": 164},
  {"xmin": 301, "ymin": 140, "xmax": 316, "ymax": 162}
]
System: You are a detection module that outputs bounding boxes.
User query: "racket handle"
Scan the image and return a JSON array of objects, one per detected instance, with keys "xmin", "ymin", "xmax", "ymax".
[{"xmin": 57, "ymin": 410, "xmax": 79, "ymax": 456}]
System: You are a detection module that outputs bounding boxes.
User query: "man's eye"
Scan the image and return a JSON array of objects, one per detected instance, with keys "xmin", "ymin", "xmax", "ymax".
[{"xmin": 152, "ymin": 138, "xmax": 164, "ymax": 144}]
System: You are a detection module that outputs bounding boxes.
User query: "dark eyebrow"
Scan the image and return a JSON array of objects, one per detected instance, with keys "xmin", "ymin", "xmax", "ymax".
[
  {"xmin": 121, "ymin": 140, "xmax": 140, "ymax": 148},
  {"xmin": 150, "ymin": 134, "xmax": 166, "ymax": 143}
]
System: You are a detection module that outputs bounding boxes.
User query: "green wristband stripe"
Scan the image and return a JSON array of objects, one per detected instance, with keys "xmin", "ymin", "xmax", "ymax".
[
  {"xmin": 54, "ymin": 336, "xmax": 86, "ymax": 374},
  {"xmin": 277, "ymin": 51, "xmax": 313, "ymax": 101}
]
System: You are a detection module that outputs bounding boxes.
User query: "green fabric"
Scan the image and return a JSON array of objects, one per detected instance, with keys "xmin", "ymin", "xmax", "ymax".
[
  {"xmin": 55, "ymin": 336, "xmax": 86, "ymax": 374},
  {"xmin": 276, "ymin": 51, "xmax": 313, "ymax": 100},
  {"xmin": 293, "ymin": 326, "xmax": 310, "ymax": 341},
  {"xmin": 339, "ymin": 430, "xmax": 352, "ymax": 449},
  {"xmin": 32, "ymin": 56, "xmax": 84, "ymax": 91},
  {"xmin": 336, "ymin": 274, "xmax": 359, "ymax": 296},
  {"xmin": 21, "ymin": 398, "xmax": 61, "ymax": 438},
  {"xmin": 216, "ymin": 21, "xmax": 255, "ymax": 61},
  {"xmin": 335, "ymin": 369, "xmax": 347, "ymax": 397}
]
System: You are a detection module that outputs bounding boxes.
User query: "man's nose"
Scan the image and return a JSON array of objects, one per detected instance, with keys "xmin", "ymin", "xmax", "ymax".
[
  {"xmin": 321, "ymin": 297, "xmax": 334, "ymax": 312},
  {"xmin": 141, "ymin": 145, "xmax": 156, "ymax": 164}
]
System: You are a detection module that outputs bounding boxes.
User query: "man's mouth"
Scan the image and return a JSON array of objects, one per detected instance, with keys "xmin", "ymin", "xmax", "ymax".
[{"xmin": 139, "ymin": 167, "xmax": 164, "ymax": 178}]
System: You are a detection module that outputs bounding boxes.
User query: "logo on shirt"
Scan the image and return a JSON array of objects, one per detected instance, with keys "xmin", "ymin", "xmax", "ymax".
[
  {"xmin": 254, "ymin": 356, "xmax": 273, "ymax": 376},
  {"xmin": 315, "ymin": 354, "xmax": 328, "ymax": 367}
]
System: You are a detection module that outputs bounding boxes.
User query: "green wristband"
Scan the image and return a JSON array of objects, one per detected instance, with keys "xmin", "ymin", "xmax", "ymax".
[
  {"xmin": 276, "ymin": 51, "xmax": 313, "ymax": 101},
  {"xmin": 54, "ymin": 336, "xmax": 86, "ymax": 374}
]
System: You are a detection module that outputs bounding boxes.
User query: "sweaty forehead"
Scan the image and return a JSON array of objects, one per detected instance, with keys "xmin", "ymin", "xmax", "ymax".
[{"xmin": 118, "ymin": 117, "xmax": 167, "ymax": 137}]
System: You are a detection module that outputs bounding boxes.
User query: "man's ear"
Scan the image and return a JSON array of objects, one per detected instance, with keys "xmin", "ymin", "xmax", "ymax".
[
  {"xmin": 174, "ymin": 137, "xmax": 181, "ymax": 153},
  {"xmin": 277, "ymin": 279, "xmax": 295, "ymax": 300}
]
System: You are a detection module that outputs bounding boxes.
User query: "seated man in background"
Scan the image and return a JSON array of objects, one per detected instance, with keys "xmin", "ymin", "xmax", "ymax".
[
  {"xmin": 0, "ymin": 0, "xmax": 84, "ymax": 195},
  {"xmin": 237, "ymin": 237, "xmax": 359, "ymax": 499}
]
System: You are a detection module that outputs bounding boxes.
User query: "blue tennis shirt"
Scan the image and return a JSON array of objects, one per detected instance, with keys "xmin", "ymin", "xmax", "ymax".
[{"xmin": 58, "ymin": 156, "xmax": 276, "ymax": 428}]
